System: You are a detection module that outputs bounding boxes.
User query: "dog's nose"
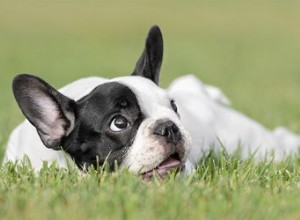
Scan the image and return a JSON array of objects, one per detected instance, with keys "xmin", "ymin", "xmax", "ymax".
[{"xmin": 153, "ymin": 120, "xmax": 181, "ymax": 144}]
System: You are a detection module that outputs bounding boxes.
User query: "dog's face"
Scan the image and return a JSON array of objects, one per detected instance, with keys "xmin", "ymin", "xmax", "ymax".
[{"xmin": 12, "ymin": 26, "xmax": 191, "ymax": 178}]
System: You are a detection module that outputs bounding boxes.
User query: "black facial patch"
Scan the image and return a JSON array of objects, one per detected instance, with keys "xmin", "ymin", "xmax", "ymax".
[{"xmin": 61, "ymin": 82, "xmax": 143, "ymax": 170}]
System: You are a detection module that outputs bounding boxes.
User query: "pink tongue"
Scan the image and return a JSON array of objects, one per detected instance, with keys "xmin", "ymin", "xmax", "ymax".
[
  {"xmin": 157, "ymin": 157, "xmax": 181, "ymax": 171},
  {"xmin": 142, "ymin": 156, "xmax": 182, "ymax": 179}
]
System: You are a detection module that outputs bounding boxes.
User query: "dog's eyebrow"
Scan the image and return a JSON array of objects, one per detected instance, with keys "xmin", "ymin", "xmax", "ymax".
[
  {"xmin": 116, "ymin": 99, "xmax": 129, "ymax": 108},
  {"xmin": 115, "ymin": 97, "xmax": 130, "ymax": 109}
]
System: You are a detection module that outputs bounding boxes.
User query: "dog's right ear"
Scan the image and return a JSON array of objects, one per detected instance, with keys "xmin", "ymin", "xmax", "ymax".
[
  {"xmin": 12, "ymin": 74, "xmax": 76, "ymax": 150},
  {"xmin": 132, "ymin": 25, "xmax": 163, "ymax": 85}
]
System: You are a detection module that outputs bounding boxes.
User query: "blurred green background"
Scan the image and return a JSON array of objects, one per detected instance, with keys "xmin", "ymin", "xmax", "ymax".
[{"xmin": 1, "ymin": 1, "xmax": 300, "ymax": 155}]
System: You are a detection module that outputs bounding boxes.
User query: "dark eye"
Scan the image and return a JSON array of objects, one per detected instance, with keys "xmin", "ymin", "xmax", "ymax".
[
  {"xmin": 170, "ymin": 100, "xmax": 178, "ymax": 113},
  {"xmin": 110, "ymin": 115, "xmax": 129, "ymax": 132}
]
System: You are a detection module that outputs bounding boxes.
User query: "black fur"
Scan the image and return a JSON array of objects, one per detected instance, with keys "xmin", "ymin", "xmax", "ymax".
[
  {"xmin": 62, "ymin": 82, "xmax": 143, "ymax": 170},
  {"xmin": 132, "ymin": 25, "xmax": 163, "ymax": 85}
]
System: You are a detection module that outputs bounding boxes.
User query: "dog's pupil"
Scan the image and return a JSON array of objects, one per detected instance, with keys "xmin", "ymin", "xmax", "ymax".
[{"xmin": 114, "ymin": 116, "xmax": 128, "ymax": 128}]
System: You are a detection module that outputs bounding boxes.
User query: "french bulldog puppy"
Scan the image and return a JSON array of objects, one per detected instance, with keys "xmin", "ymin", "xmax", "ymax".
[{"xmin": 5, "ymin": 26, "xmax": 300, "ymax": 178}]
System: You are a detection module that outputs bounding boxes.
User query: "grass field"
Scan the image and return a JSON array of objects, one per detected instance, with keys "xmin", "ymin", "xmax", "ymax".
[{"xmin": 1, "ymin": 1, "xmax": 300, "ymax": 219}]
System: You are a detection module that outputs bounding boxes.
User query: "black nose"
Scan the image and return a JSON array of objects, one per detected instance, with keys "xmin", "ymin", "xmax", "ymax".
[{"xmin": 153, "ymin": 120, "xmax": 182, "ymax": 144}]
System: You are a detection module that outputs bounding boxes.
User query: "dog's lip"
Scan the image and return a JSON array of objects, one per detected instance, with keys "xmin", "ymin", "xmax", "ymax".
[{"xmin": 141, "ymin": 153, "xmax": 182, "ymax": 179}]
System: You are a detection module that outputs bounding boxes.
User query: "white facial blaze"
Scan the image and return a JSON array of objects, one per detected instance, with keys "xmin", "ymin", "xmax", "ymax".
[{"xmin": 112, "ymin": 76, "xmax": 192, "ymax": 173}]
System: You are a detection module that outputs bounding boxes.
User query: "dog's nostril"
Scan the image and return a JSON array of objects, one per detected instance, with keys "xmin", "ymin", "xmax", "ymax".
[
  {"xmin": 153, "ymin": 120, "xmax": 181, "ymax": 144},
  {"xmin": 154, "ymin": 121, "xmax": 174, "ymax": 136},
  {"xmin": 172, "ymin": 124, "xmax": 179, "ymax": 134}
]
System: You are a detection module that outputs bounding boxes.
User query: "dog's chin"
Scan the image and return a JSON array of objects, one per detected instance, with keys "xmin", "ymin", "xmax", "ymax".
[{"xmin": 141, "ymin": 153, "xmax": 184, "ymax": 180}]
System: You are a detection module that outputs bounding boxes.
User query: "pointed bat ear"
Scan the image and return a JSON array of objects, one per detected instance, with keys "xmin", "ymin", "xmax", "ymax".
[
  {"xmin": 131, "ymin": 25, "xmax": 163, "ymax": 85},
  {"xmin": 12, "ymin": 74, "xmax": 76, "ymax": 150}
]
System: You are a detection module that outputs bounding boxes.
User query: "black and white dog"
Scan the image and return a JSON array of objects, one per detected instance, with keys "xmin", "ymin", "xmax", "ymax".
[{"xmin": 4, "ymin": 26, "xmax": 300, "ymax": 177}]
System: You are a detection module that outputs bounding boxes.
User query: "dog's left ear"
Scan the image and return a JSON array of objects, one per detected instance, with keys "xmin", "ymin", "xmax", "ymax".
[
  {"xmin": 132, "ymin": 25, "xmax": 163, "ymax": 85},
  {"xmin": 12, "ymin": 74, "xmax": 76, "ymax": 150}
]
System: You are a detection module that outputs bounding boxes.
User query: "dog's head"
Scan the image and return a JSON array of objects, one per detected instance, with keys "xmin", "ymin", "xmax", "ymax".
[{"xmin": 12, "ymin": 26, "xmax": 191, "ymax": 178}]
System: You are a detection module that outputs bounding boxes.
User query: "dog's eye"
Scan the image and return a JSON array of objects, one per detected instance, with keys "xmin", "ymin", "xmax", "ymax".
[
  {"xmin": 110, "ymin": 115, "xmax": 129, "ymax": 132},
  {"xmin": 170, "ymin": 100, "xmax": 178, "ymax": 113}
]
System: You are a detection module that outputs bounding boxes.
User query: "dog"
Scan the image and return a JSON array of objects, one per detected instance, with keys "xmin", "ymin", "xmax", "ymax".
[{"xmin": 4, "ymin": 26, "xmax": 300, "ymax": 178}]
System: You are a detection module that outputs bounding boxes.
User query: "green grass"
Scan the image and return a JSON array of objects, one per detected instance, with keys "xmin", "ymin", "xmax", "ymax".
[
  {"xmin": 1, "ymin": 1, "xmax": 300, "ymax": 219},
  {"xmin": 2, "ymin": 153, "xmax": 300, "ymax": 219}
]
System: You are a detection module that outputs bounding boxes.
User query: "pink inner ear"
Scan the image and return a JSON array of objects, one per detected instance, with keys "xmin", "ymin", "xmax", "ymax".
[
  {"xmin": 36, "ymin": 94, "xmax": 61, "ymax": 122},
  {"xmin": 34, "ymin": 93, "xmax": 67, "ymax": 143}
]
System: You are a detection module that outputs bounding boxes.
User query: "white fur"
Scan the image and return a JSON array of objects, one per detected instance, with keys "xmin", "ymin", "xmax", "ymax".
[
  {"xmin": 4, "ymin": 75, "xmax": 300, "ymax": 174},
  {"xmin": 168, "ymin": 75, "xmax": 300, "ymax": 172}
]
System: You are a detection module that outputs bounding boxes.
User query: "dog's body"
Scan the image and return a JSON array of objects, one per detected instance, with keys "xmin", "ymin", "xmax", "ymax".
[{"xmin": 4, "ymin": 26, "xmax": 300, "ymax": 177}]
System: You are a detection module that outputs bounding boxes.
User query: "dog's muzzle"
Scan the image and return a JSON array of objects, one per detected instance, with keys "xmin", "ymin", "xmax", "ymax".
[{"xmin": 141, "ymin": 120, "xmax": 185, "ymax": 179}]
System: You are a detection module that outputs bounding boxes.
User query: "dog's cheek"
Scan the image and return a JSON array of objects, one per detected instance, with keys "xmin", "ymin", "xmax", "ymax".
[
  {"xmin": 121, "ymin": 121, "xmax": 167, "ymax": 173},
  {"xmin": 178, "ymin": 125, "xmax": 192, "ymax": 161}
]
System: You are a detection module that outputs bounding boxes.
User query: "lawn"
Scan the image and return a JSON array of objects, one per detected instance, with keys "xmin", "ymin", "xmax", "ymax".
[{"xmin": 1, "ymin": 1, "xmax": 300, "ymax": 219}]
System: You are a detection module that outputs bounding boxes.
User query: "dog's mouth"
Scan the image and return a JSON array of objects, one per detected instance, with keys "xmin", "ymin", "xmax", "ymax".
[{"xmin": 141, "ymin": 153, "xmax": 183, "ymax": 179}]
